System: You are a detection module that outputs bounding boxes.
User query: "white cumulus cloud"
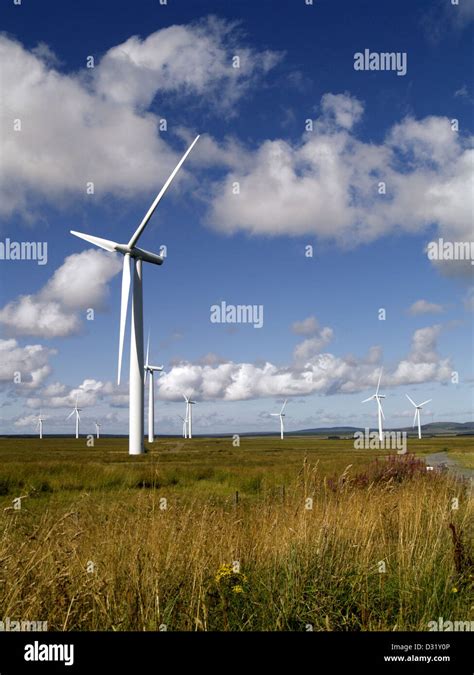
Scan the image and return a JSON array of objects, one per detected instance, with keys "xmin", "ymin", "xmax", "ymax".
[
  {"xmin": 0, "ymin": 20, "xmax": 281, "ymax": 217},
  {"xmin": 408, "ymin": 300, "xmax": 445, "ymax": 315},
  {"xmin": 291, "ymin": 316, "xmax": 320, "ymax": 336},
  {"xmin": 0, "ymin": 338, "xmax": 55, "ymax": 389},
  {"xmin": 156, "ymin": 324, "xmax": 453, "ymax": 402},
  {"xmin": 26, "ymin": 377, "xmax": 123, "ymax": 410},
  {"xmin": 0, "ymin": 249, "xmax": 121, "ymax": 337},
  {"xmin": 207, "ymin": 94, "xmax": 473, "ymax": 278}
]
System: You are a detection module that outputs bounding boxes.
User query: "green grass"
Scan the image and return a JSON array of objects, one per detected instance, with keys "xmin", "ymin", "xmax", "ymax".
[
  {"xmin": 450, "ymin": 452, "xmax": 474, "ymax": 470},
  {"xmin": 0, "ymin": 435, "xmax": 391, "ymax": 501},
  {"xmin": 0, "ymin": 434, "xmax": 472, "ymax": 500}
]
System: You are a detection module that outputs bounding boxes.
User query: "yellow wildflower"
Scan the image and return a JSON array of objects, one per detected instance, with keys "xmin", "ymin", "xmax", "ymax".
[{"xmin": 214, "ymin": 563, "xmax": 234, "ymax": 584}]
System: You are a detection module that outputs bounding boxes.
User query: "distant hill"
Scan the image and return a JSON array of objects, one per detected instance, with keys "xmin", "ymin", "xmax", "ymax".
[
  {"xmin": 291, "ymin": 422, "xmax": 474, "ymax": 437},
  {"xmin": 396, "ymin": 421, "xmax": 474, "ymax": 436},
  {"xmin": 230, "ymin": 422, "xmax": 474, "ymax": 438}
]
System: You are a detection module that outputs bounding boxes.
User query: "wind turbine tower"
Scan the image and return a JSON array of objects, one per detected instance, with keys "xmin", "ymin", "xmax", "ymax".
[
  {"xmin": 36, "ymin": 411, "xmax": 44, "ymax": 440},
  {"xmin": 67, "ymin": 396, "xmax": 82, "ymax": 439},
  {"xmin": 270, "ymin": 399, "xmax": 288, "ymax": 440},
  {"xmin": 406, "ymin": 394, "xmax": 432, "ymax": 439},
  {"xmin": 178, "ymin": 414, "xmax": 187, "ymax": 438},
  {"xmin": 362, "ymin": 368, "xmax": 386, "ymax": 442},
  {"xmin": 70, "ymin": 135, "xmax": 200, "ymax": 455},
  {"xmin": 183, "ymin": 395, "xmax": 196, "ymax": 438},
  {"xmin": 144, "ymin": 334, "xmax": 163, "ymax": 443}
]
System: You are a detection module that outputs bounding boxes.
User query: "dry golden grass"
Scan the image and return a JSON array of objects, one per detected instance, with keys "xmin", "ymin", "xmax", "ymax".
[{"xmin": 0, "ymin": 443, "xmax": 472, "ymax": 632}]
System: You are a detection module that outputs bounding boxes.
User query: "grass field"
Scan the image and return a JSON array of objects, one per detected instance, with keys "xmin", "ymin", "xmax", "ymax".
[{"xmin": 0, "ymin": 435, "xmax": 472, "ymax": 631}]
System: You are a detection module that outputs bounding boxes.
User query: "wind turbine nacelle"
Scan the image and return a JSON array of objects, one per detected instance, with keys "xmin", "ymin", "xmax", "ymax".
[
  {"xmin": 115, "ymin": 244, "xmax": 164, "ymax": 265},
  {"xmin": 131, "ymin": 247, "xmax": 164, "ymax": 266}
]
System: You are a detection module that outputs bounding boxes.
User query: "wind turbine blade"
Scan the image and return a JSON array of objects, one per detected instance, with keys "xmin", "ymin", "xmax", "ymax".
[
  {"xmin": 413, "ymin": 410, "xmax": 418, "ymax": 428},
  {"xmin": 183, "ymin": 394, "xmax": 189, "ymax": 402},
  {"xmin": 405, "ymin": 394, "xmax": 417, "ymax": 407},
  {"xmin": 70, "ymin": 231, "xmax": 118, "ymax": 252},
  {"xmin": 280, "ymin": 399, "xmax": 288, "ymax": 414},
  {"xmin": 419, "ymin": 399, "xmax": 432, "ymax": 407},
  {"xmin": 375, "ymin": 367, "xmax": 383, "ymax": 395},
  {"xmin": 117, "ymin": 254, "xmax": 131, "ymax": 385},
  {"xmin": 66, "ymin": 410, "xmax": 75, "ymax": 420},
  {"xmin": 144, "ymin": 335, "xmax": 149, "ymax": 384},
  {"xmin": 362, "ymin": 396, "xmax": 374, "ymax": 403},
  {"xmin": 128, "ymin": 135, "xmax": 200, "ymax": 248},
  {"xmin": 378, "ymin": 399, "xmax": 385, "ymax": 420}
]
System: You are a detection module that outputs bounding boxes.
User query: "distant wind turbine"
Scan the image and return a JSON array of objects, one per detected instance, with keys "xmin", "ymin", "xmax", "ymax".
[
  {"xmin": 70, "ymin": 135, "xmax": 200, "ymax": 455},
  {"xmin": 144, "ymin": 334, "xmax": 163, "ymax": 443},
  {"xmin": 362, "ymin": 368, "xmax": 385, "ymax": 441},
  {"xmin": 183, "ymin": 395, "xmax": 196, "ymax": 438},
  {"xmin": 95, "ymin": 421, "xmax": 101, "ymax": 439},
  {"xmin": 406, "ymin": 395, "xmax": 432, "ymax": 439},
  {"xmin": 270, "ymin": 399, "xmax": 288, "ymax": 440},
  {"xmin": 178, "ymin": 414, "xmax": 187, "ymax": 438},
  {"xmin": 36, "ymin": 411, "xmax": 44, "ymax": 440},
  {"xmin": 67, "ymin": 396, "xmax": 82, "ymax": 439}
]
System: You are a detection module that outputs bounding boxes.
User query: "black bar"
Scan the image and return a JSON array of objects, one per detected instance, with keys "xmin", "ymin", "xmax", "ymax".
[{"xmin": 0, "ymin": 631, "xmax": 472, "ymax": 674}]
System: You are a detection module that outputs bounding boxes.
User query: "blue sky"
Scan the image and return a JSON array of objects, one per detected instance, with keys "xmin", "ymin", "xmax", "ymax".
[{"xmin": 0, "ymin": 0, "xmax": 473, "ymax": 436}]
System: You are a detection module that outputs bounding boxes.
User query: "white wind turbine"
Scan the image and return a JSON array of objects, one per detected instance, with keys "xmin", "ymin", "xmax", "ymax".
[
  {"xmin": 67, "ymin": 396, "xmax": 82, "ymax": 439},
  {"xmin": 362, "ymin": 368, "xmax": 386, "ymax": 441},
  {"xmin": 144, "ymin": 334, "xmax": 163, "ymax": 443},
  {"xmin": 270, "ymin": 399, "xmax": 288, "ymax": 440},
  {"xmin": 406, "ymin": 394, "xmax": 432, "ymax": 439},
  {"xmin": 36, "ymin": 411, "xmax": 45, "ymax": 440},
  {"xmin": 178, "ymin": 414, "xmax": 188, "ymax": 438},
  {"xmin": 183, "ymin": 395, "xmax": 196, "ymax": 438},
  {"xmin": 70, "ymin": 135, "xmax": 200, "ymax": 455},
  {"xmin": 95, "ymin": 421, "xmax": 101, "ymax": 439}
]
